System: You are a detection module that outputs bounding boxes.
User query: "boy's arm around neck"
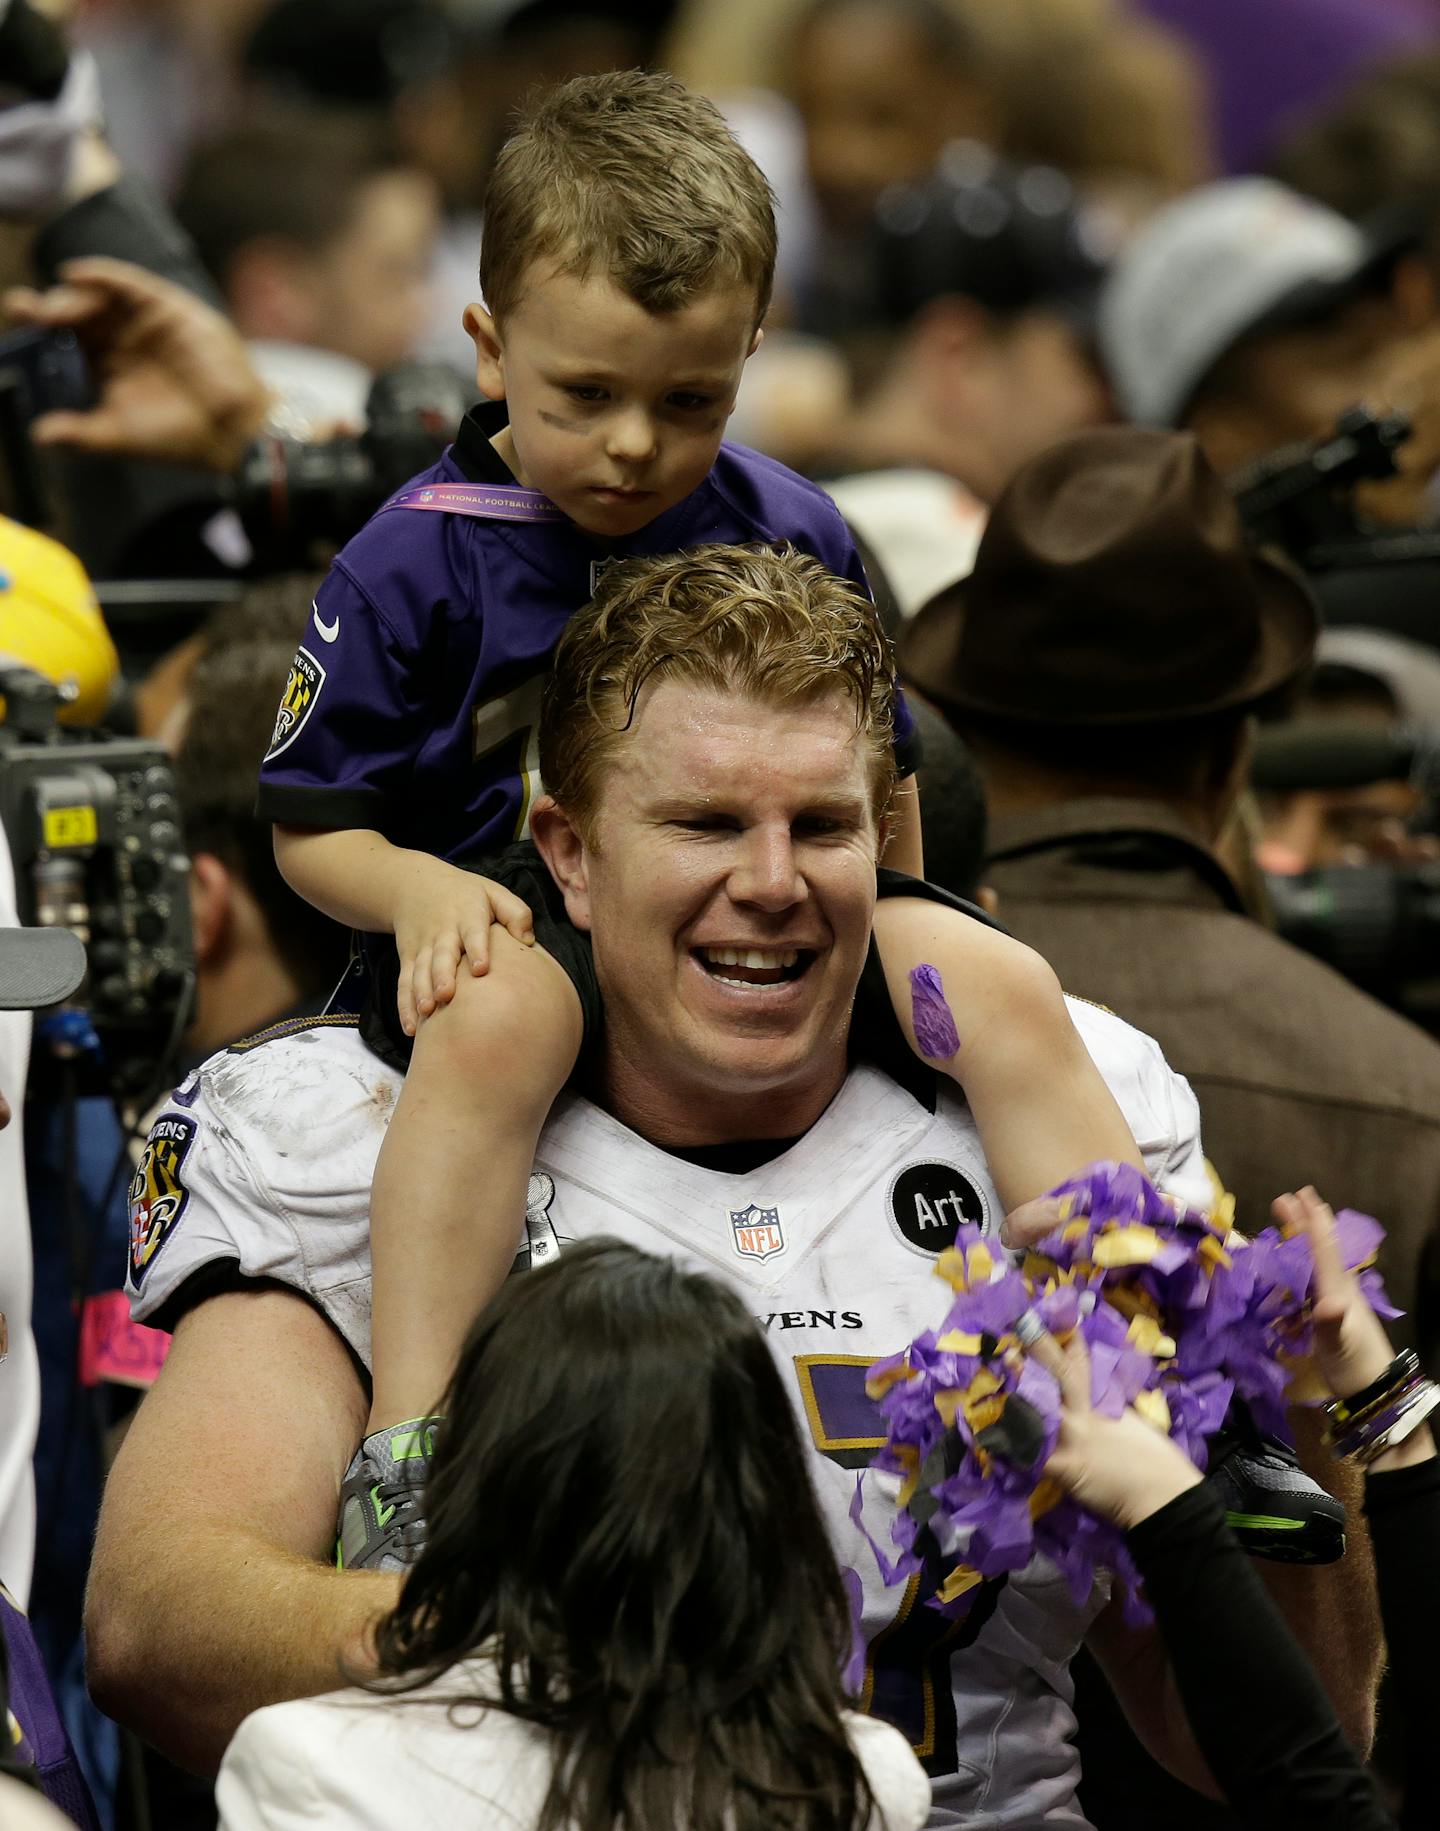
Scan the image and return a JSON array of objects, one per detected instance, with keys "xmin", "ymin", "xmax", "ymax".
[{"xmin": 273, "ymin": 825, "xmax": 434, "ymax": 935}]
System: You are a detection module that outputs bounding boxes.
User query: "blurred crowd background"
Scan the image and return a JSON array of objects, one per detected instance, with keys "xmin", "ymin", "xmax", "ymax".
[
  {"xmin": 10, "ymin": 1, "xmax": 1440, "ymax": 1827},
  {"xmin": 16, "ymin": 0, "xmax": 1440, "ymax": 950}
]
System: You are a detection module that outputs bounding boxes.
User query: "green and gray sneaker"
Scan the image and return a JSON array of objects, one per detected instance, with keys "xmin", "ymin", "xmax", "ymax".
[
  {"xmin": 336, "ymin": 1416, "xmax": 443, "ymax": 1572},
  {"xmin": 1204, "ymin": 1405, "xmax": 1346, "ymax": 1565}
]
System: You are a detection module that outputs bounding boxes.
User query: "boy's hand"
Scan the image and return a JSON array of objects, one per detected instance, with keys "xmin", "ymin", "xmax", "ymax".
[{"xmin": 392, "ymin": 859, "xmax": 534, "ymax": 1036}]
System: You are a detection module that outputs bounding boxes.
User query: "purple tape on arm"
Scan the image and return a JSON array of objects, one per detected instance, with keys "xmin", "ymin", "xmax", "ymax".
[{"xmin": 909, "ymin": 962, "xmax": 960, "ymax": 1061}]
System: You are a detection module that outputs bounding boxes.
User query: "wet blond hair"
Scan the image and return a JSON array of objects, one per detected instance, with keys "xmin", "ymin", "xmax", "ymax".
[
  {"xmin": 479, "ymin": 69, "xmax": 777, "ymax": 325},
  {"xmin": 538, "ymin": 544, "xmax": 897, "ymax": 843}
]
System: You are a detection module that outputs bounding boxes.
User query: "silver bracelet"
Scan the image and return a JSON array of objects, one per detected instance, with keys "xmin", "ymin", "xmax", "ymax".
[{"xmin": 1355, "ymin": 1380, "xmax": 1440, "ymax": 1466}]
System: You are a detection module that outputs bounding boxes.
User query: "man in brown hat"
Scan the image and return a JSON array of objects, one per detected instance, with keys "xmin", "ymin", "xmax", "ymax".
[{"xmin": 902, "ymin": 421, "xmax": 1438, "ymax": 1826}]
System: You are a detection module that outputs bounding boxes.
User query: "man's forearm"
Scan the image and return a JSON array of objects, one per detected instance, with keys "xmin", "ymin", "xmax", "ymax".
[
  {"xmin": 87, "ymin": 1522, "xmax": 399, "ymax": 1774},
  {"xmin": 85, "ymin": 1288, "xmax": 398, "ymax": 1775}
]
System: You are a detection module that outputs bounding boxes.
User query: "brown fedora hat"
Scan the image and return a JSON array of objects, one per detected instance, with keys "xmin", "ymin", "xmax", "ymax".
[{"xmin": 898, "ymin": 426, "xmax": 1319, "ymax": 724}]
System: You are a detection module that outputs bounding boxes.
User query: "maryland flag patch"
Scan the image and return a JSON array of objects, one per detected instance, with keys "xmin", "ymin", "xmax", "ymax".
[
  {"xmin": 266, "ymin": 646, "xmax": 326, "ymax": 759},
  {"xmin": 129, "ymin": 1113, "xmax": 198, "ymax": 1288}
]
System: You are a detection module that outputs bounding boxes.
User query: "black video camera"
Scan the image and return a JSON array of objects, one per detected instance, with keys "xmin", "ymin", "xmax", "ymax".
[
  {"xmin": 235, "ymin": 361, "xmax": 477, "ymax": 567},
  {"xmin": 0, "ymin": 664, "xmax": 194, "ymax": 1097},
  {"xmin": 1232, "ymin": 406, "xmax": 1440, "ymax": 648},
  {"xmin": 1252, "ymin": 722, "xmax": 1440, "ymax": 1017},
  {"xmin": 1264, "ymin": 864, "xmax": 1440, "ymax": 997}
]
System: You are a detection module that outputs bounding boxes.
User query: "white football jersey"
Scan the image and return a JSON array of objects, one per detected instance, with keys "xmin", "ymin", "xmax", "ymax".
[{"xmin": 128, "ymin": 1003, "xmax": 1207, "ymax": 1830}]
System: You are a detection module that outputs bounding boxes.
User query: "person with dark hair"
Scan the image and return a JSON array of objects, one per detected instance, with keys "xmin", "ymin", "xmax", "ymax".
[
  {"xmin": 171, "ymin": 576, "xmax": 351, "ymax": 1063},
  {"xmin": 785, "ymin": 0, "xmax": 996, "ymax": 335},
  {"xmin": 173, "ymin": 114, "xmax": 439, "ymax": 426},
  {"xmin": 821, "ymin": 148, "xmax": 1113, "ymax": 616},
  {"xmin": 212, "ymin": 1238, "xmax": 929, "ymax": 1830},
  {"xmin": 1097, "ymin": 175, "xmax": 1433, "ymax": 493}
]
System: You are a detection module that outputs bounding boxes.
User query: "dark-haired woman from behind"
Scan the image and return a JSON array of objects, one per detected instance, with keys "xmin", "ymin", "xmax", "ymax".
[{"xmin": 213, "ymin": 1238, "xmax": 929, "ymax": 1831}]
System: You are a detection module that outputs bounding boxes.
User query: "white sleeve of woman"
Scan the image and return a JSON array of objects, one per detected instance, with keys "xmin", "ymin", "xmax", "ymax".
[
  {"xmin": 844, "ymin": 1709, "xmax": 932, "ymax": 1830},
  {"xmin": 215, "ymin": 1699, "xmax": 363, "ymax": 1831}
]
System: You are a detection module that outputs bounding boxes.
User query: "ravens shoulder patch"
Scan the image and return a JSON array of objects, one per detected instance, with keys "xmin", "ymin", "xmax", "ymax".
[{"xmin": 129, "ymin": 1112, "xmax": 198, "ymax": 1287}]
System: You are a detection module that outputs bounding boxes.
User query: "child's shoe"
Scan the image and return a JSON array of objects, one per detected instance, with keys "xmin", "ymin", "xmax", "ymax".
[
  {"xmin": 336, "ymin": 1416, "xmax": 443, "ymax": 1572},
  {"xmin": 1205, "ymin": 1403, "xmax": 1346, "ymax": 1564}
]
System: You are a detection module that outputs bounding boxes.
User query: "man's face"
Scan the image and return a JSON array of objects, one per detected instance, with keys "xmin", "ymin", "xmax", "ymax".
[
  {"xmin": 311, "ymin": 170, "xmax": 441, "ymax": 375},
  {"xmin": 977, "ymin": 313, "xmax": 1111, "ymax": 489},
  {"xmin": 919, "ymin": 306, "xmax": 1110, "ymax": 502},
  {"xmin": 1188, "ymin": 294, "xmax": 1403, "ymax": 474},
  {"xmin": 790, "ymin": 1, "xmax": 988, "ymax": 233},
  {"xmin": 466, "ymin": 267, "xmax": 760, "ymax": 538},
  {"xmin": 548, "ymin": 680, "xmax": 881, "ymax": 1140}
]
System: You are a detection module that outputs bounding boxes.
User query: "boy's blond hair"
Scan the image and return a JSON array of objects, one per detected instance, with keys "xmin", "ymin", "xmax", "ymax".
[
  {"xmin": 479, "ymin": 69, "xmax": 777, "ymax": 325},
  {"xmin": 539, "ymin": 544, "xmax": 897, "ymax": 843}
]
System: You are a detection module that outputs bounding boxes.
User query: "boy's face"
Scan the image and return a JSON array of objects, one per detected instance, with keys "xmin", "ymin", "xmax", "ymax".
[{"xmin": 465, "ymin": 266, "xmax": 762, "ymax": 538}]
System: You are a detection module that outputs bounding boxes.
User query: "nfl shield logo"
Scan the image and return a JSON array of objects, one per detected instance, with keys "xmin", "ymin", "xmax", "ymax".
[{"xmin": 730, "ymin": 1203, "xmax": 784, "ymax": 1261}]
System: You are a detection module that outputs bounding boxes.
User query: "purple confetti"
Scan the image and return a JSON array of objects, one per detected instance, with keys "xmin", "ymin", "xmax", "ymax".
[
  {"xmin": 838, "ymin": 1565, "xmax": 867, "ymax": 1697},
  {"xmin": 910, "ymin": 962, "xmax": 960, "ymax": 1061},
  {"xmin": 861, "ymin": 1161, "xmax": 1398, "ymax": 1628}
]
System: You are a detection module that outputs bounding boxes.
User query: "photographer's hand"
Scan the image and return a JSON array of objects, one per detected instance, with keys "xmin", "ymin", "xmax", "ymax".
[{"xmin": 1, "ymin": 256, "xmax": 270, "ymax": 470}]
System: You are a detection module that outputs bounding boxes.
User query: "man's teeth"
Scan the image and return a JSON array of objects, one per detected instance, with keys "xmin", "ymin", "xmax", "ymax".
[{"xmin": 701, "ymin": 947, "xmax": 799, "ymax": 969}]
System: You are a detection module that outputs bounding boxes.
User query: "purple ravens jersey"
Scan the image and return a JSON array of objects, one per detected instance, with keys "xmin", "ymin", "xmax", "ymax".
[{"xmin": 258, "ymin": 402, "xmax": 913, "ymax": 863}]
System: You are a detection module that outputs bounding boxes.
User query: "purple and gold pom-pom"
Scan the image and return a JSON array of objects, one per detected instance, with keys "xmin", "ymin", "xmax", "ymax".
[{"xmin": 863, "ymin": 1163, "xmax": 1396, "ymax": 1625}]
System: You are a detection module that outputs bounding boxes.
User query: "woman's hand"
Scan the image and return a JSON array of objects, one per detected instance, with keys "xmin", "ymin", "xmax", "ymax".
[
  {"xmin": 1021, "ymin": 1323, "xmax": 1203, "ymax": 1531},
  {"xmin": 1273, "ymin": 1186, "xmax": 1394, "ymax": 1401},
  {"xmin": 1274, "ymin": 1185, "xmax": 1434, "ymax": 1472}
]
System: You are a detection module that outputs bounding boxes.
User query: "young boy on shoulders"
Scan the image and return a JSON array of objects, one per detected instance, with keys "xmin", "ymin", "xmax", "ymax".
[{"xmin": 257, "ymin": 69, "xmax": 1140, "ymax": 1569}]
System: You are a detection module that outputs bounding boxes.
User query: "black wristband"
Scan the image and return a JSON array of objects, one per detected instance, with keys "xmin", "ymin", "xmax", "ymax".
[{"xmin": 1329, "ymin": 1347, "xmax": 1420, "ymax": 1424}]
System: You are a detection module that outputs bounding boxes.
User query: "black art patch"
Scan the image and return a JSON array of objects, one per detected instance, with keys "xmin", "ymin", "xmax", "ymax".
[{"xmin": 887, "ymin": 1160, "xmax": 988, "ymax": 1255}]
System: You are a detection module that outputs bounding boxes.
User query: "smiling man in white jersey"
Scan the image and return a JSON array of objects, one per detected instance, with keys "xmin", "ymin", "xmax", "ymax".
[{"xmin": 93, "ymin": 545, "xmax": 1230, "ymax": 1824}]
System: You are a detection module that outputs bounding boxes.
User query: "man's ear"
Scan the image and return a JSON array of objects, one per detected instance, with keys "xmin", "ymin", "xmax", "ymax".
[
  {"xmin": 464, "ymin": 301, "xmax": 506, "ymax": 399},
  {"xmin": 189, "ymin": 852, "xmax": 233, "ymax": 966},
  {"xmin": 529, "ymin": 796, "xmax": 593, "ymax": 931}
]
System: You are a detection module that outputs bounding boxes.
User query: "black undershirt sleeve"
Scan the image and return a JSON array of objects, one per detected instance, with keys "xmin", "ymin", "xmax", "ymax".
[
  {"xmin": 1364, "ymin": 1456, "xmax": 1440, "ymax": 1829},
  {"xmin": 1123, "ymin": 1484, "xmax": 1393, "ymax": 1831}
]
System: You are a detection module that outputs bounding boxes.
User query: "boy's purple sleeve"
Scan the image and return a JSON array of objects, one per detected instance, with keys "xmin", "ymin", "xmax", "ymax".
[{"xmin": 255, "ymin": 562, "xmax": 430, "ymax": 836}]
